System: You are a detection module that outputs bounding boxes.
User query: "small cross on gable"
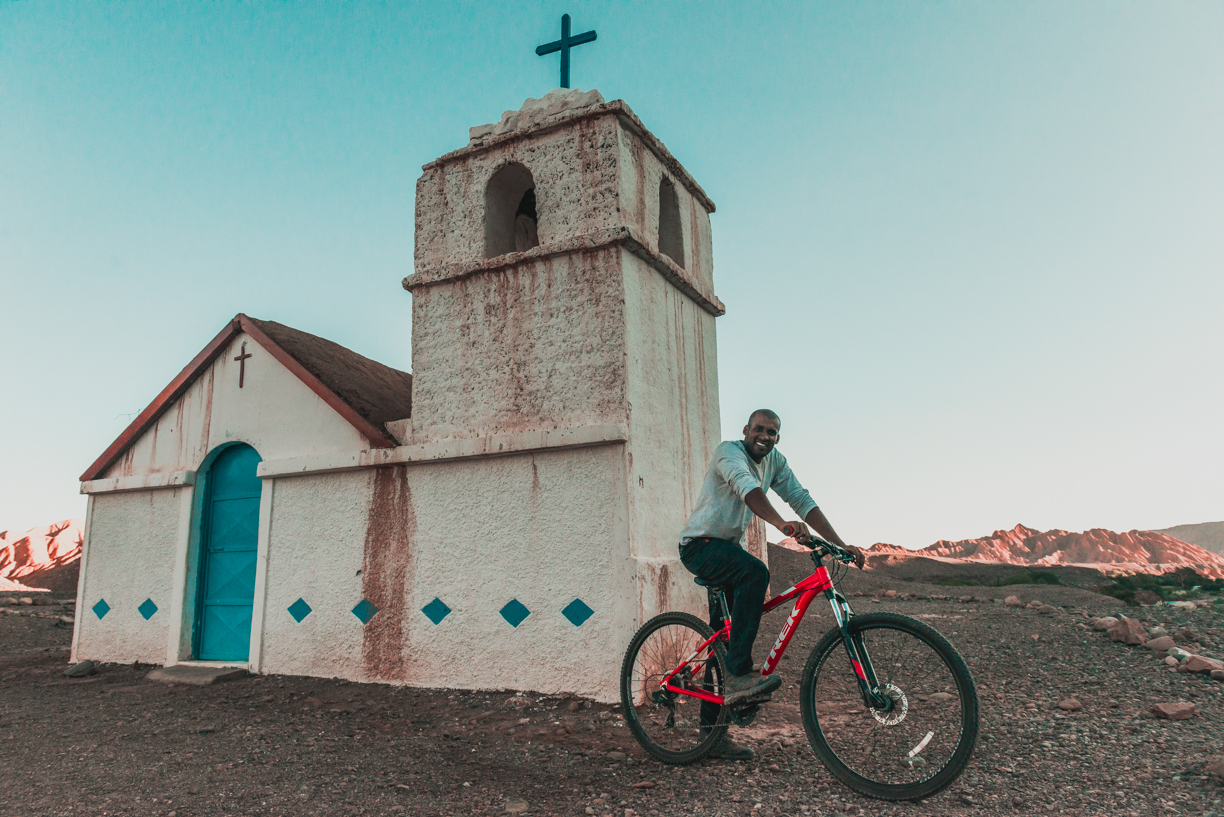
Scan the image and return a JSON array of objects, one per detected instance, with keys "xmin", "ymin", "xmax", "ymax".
[
  {"xmin": 233, "ymin": 341, "xmax": 253, "ymax": 388},
  {"xmin": 536, "ymin": 13, "xmax": 597, "ymax": 89}
]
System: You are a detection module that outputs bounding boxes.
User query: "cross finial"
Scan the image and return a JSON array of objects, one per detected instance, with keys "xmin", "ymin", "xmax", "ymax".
[{"xmin": 535, "ymin": 13, "xmax": 597, "ymax": 89}]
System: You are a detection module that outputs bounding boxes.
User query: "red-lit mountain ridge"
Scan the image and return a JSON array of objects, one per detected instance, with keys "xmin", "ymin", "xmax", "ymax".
[{"xmin": 865, "ymin": 524, "xmax": 1224, "ymax": 579}]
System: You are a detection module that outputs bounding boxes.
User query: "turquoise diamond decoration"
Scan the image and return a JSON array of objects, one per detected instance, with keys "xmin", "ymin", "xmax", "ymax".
[
  {"xmin": 287, "ymin": 598, "xmax": 312, "ymax": 623},
  {"xmin": 561, "ymin": 598, "xmax": 593, "ymax": 627},
  {"xmin": 422, "ymin": 598, "xmax": 451, "ymax": 625},
  {"xmin": 500, "ymin": 599, "xmax": 530, "ymax": 628},
  {"xmin": 352, "ymin": 598, "xmax": 379, "ymax": 625},
  {"xmin": 137, "ymin": 598, "xmax": 158, "ymax": 620},
  {"xmin": 92, "ymin": 599, "xmax": 110, "ymax": 620}
]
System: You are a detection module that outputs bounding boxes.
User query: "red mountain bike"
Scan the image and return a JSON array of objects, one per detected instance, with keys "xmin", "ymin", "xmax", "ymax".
[{"xmin": 620, "ymin": 540, "xmax": 979, "ymax": 801}]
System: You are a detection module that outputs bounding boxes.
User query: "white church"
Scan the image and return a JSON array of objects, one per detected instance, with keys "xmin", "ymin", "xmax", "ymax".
[{"xmin": 72, "ymin": 89, "xmax": 757, "ymax": 701}]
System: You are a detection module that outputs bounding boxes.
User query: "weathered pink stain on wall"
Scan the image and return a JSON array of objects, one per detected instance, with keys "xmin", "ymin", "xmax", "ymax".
[{"xmin": 361, "ymin": 466, "xmax": 416, "ymax": 682}]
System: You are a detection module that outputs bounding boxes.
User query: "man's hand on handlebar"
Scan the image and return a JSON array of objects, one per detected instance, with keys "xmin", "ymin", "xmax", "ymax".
[
  {"xmin": 809, "ymin": 537, "xmax": 867, "ymax": 570},
  {"xmin": 780, "ymin": 521, "xmax": 812, "ymax": 546},
  {"xmin": 842, "ymin": 544, "xmax": 866, "ymax": 570}
]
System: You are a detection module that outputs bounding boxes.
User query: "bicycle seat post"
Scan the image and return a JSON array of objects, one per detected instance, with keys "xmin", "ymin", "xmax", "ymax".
[{"xmin": 710, "ymin": 587, "xmax": 730, "ymax": 625}]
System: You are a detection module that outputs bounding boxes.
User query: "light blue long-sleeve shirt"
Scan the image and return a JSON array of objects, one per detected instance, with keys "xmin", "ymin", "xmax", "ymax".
[{"xmin": 679, "ymin": 440, "xmax": 819, "ymax": 549}]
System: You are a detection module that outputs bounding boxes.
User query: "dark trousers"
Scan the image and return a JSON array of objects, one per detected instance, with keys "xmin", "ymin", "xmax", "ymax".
[{"xmin": 680, "ymin": 537, "xmax": 770, "ymax": 725}]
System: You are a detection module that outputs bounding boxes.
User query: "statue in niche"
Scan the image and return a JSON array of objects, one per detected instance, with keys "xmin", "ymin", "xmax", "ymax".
[{"xmin": 514, "ymin": 188, "xmax": 540, "ymax": 252}]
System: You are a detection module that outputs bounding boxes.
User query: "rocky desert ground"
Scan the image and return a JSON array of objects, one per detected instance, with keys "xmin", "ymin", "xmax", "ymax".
[{"xmin": 2, "ymin": 544, "xmax": 1223, "ymax": 817}]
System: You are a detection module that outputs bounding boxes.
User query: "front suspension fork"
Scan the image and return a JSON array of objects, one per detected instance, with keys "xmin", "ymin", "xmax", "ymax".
[{"xmin": 825, "ymin": 589, "xmax": 892, "ymax": 711}]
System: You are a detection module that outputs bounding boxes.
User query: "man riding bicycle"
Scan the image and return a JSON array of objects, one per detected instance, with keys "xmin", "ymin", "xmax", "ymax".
[{"xmin": 678, "ymin": 409, "xmax": 865, "ymax": 760}]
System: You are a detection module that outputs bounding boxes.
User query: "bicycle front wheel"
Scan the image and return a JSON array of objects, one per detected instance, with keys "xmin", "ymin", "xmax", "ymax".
[
  {"xmin": 620, "ymin": 612, "xmax": 729, "ymax": 765},
  {"xmin": 800, "ymin": 612, "xmax": 978, "ymax": 801}
]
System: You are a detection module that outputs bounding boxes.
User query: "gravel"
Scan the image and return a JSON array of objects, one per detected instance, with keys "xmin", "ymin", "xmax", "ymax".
[{"xmin": 1, "ymin": 548, "xmax": 1221, "ymax": 816}]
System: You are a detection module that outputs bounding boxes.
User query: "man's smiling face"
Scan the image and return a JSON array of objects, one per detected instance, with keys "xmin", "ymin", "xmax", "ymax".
[{"xmin": 742, "ymin": 412, "xmax": 781, "ymax": 462}]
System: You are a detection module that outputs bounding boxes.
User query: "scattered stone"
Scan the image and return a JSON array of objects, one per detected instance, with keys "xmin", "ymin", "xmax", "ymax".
[
  {"xmin": 958, "ymin": 595, "xmax": 974, "ymax": 603},
  {"xmin": 18, "ymin": 597, "xmax": 33, "ymax": 606},
  {"xmin": 1058, "ymin": 698, "xmax": 1082, "ymax": 711},
  {"xmin": 928, "ymin": 692, "xmax": 955, "ymax": 703},
  {"xmin": 606, "ymin": 751, "xmax": 627, "ymax": 763},
  {"xmin": 1107, "ymin": 618, "xmax": 1147, "ymax": 646},
  {"xmin": 566, "ymin": 701, "xmax": 581, "ymax": 712},
  {"xmin": 505, "ymin": 798, "xmax": 529, "ymax": 814},
  {"xmin": 1091, "ymin": 616, "xmax": 1119, "ymax": 631},
  {"xmin": 1168, "ymin": 601, "xmax": 1196, "ymax": 609},
  {"xmin": 1026, "ymin": 600, "xmax": 1043, "ymax": 610},
  {"xmin": 1150, "ymin": 702, "xmax": 1197, "ymax": 720},
  {"xmin": 630, "ymin": 781, "xmax": 655, "ymax": 789},
  {"xmin": 1004, "ymin": 596, "xmax": 1023, "ymax": 607},
  {"xmin": 1145, "ymin": 636, "xmax": 1175, "ymax": 652},
  {"xmin": 1205, "ymin": 757, "xmax": 1224, "ymax": 781},
  {"xmin": 1147, "ymin": 627, "xmax": 1168, "ymax": 638},
  {"xmin": 1038, "ymin": 605, "xmax": 1058, "ymax": 615},
  {"xmin": 1180, "ymin": 655, "xmax": 1224, "ymax": 675},
  {"xmin": 884, "ymin": 589, "xmax": 897, "ymax": 598},
  {"xmin": 1134, "ymin": 590, "xmax": 1162, "ymax": 606},
  {"xmin": 1168, "ymin": 646, "xmax": 1192, "ymax": 660},
  {"xmin": 1165, "ymin": 656, "xmax": 1180, "ymax": 666},
  {"xmin": 993, "ymin": 597, "xmax": 1004, "ymax": 605},
  {"xmin": 197, "ymin": 725, "xmax": 217, "ymax": 734},
  {"xmin": 1210, "ymin": 669, "xmax": 1224, "ymax": 682},
  {"xmin": 146, "ymin": 665, "xmax": 248, "ymax": 686},
  {"xmin": 63, "ymin": 660, "xmax": 97, "ymax": 678},
  {"xmin": 1177, "ymin": 627, "xmax": 1197, "ymax": 642}
]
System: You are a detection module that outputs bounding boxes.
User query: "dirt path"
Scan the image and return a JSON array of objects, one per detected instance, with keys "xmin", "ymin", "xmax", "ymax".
[{"xmin": 2, "ymin": 549, "xmax": 1222, "ymax": 817}]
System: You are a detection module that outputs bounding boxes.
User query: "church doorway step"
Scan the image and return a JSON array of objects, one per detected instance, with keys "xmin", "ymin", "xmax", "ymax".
[{"xmin": 193, "ymin": 443, "xmax": 262, "ymax": 662}]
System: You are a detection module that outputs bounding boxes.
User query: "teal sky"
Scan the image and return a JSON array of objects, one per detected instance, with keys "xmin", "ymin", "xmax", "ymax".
[{"xmin": 2, "ymin": 2, "xmax": 1221, "ymax": 546}]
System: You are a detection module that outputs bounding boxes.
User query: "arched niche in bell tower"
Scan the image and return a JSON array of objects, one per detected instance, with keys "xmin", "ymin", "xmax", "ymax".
[
  {"xmin": 658, "ymin": 175, "xmax": 684, "ymax": 268},
  {"xmin": 484, "ymin": 162, "xmax": 539, "ymax": 258}
]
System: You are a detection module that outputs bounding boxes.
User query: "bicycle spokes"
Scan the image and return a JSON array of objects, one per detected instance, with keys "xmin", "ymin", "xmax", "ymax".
[
  {"xmin": 621, "ymin": 614, "xmax": 730, "ymax": 764},
  {"xmin": 804, "ymin": 619, "xmax": 975, "ymax": 795}
]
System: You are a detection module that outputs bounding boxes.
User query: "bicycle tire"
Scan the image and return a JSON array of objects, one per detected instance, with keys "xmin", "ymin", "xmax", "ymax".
[
  {"xmin": 799, "ymin": 612, "xmax": 979, "ymax": 801},
  {"xmin": 620, "ymin": 612, "xmax": 730, "ymax": 765}
]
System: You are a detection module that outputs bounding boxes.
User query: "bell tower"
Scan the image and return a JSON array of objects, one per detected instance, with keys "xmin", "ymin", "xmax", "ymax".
[{"xmin": 402, "ymin": 89, "xmax": 725, "ymax": 698}]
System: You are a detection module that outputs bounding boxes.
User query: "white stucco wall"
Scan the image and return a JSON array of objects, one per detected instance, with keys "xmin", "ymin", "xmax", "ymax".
[
  {"xmin": 621, "ymin": 252, "xmax": 721, "ymax": 623},
  {"xmin": 258, "ymin": 470, "xmax": 372, "ymax": 678},
  {"xmin": 104, "ymin": 331, "xmax": 369, "ymax": 479},
  {"xmin": 74, "ymin": 489, "xmax": 184, "ymax": 664},
  {"xmin": 408, "ymin": 249, "xmax": 629, "ymax": 444},
  {"xmin": 259, "ymin": 446, "xmax": 631, "ymax": 701}
]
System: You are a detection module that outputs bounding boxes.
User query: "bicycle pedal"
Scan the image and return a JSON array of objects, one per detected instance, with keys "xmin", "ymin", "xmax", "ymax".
[{"xmin": 729, "ymin": 703, "xmax": 761, "ymax": 726}]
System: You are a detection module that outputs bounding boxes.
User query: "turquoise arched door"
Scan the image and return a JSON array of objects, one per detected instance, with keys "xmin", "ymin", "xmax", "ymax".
[{"xmin": 195, "ymin": 444, "xmax": 262, "ymax": 661}]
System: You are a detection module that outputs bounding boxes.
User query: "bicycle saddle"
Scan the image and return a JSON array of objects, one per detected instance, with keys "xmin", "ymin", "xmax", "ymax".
[{"xmin": 692, "ymin": 576, "xmax": 713, "ymax": 587}]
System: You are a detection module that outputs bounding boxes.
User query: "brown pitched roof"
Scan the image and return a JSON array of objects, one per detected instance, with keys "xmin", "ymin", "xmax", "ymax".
[{"xmin": 80, "ymin": 314, "xmax": 412, "ymax": 482}]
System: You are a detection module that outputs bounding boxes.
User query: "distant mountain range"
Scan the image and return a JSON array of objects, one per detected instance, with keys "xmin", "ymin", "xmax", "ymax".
[
  {"xmin": 1150, "ymin": 521, "xmax": 1224, "ymax": 557},
  {"xmin": 861, "ymin": 523, "xmax": 1224, "ymax": 579},
  {"xmin": 0, "ymin": 519, "xmax": 84, "ymax": 593}
]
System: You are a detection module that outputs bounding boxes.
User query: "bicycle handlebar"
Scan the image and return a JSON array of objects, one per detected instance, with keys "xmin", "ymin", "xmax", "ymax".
[{"xmin": 809, "ymin": 537, "xmax": 857, "ymax": 565}]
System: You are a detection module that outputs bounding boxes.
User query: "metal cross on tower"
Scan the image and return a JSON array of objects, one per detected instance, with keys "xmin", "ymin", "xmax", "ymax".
[{"xmin": 535, "ymin": 13, "xmax": 597, "ymax": 89}]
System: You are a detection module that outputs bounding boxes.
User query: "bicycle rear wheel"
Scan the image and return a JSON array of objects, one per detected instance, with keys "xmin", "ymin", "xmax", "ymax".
[
  {"xmin": 620, "ymin": 612, "xmax": 729, "ymax": 765},
  {"xmin": 800, "ymin": 612, "xmax": 978, "ymax": 801}
]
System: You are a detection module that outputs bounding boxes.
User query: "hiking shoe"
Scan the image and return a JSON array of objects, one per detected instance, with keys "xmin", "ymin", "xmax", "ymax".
[
  {"xmin": 708, "ymin": 737, "xmax": 755, "ymax": 761},
  {"xmin": 723, "ymin": 671, "xmax": 781, "ymax": 705}
]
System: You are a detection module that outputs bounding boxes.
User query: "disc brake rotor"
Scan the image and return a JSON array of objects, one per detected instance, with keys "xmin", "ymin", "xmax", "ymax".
[{"xmin": 869, "ymin": 683, "xmax": 908, "ymax": 725}]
